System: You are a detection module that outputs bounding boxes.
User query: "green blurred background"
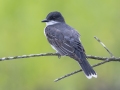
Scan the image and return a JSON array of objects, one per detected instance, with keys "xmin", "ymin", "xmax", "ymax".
[{"xmin": 0, "ymin": 0, "xmax": 120, "ymax": 90}]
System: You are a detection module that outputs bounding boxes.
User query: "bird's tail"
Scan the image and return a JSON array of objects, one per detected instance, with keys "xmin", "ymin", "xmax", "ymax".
[{"xmin": 74, "ymin": 50, "xmax": 97, "ymax": 79}]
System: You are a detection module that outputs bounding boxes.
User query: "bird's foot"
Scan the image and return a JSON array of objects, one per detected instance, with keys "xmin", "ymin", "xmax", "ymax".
[{"xmin": 56, "ymin": 53, "xmax": 61, "ymax": 59}]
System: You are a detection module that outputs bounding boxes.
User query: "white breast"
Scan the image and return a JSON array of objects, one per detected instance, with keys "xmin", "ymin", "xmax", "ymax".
[
  {"xmin": 44, "ymin": 20, "xmax": 59, "ymax": 37},
  {"xmin": 46, "ymin": 20, "xmax": 59, "ymax": 26}
]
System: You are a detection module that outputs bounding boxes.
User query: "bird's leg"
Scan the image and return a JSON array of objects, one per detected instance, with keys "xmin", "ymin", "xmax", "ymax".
[{"xmin": 56, "ymin": 53, "xmax": 61, "ymax": 59}]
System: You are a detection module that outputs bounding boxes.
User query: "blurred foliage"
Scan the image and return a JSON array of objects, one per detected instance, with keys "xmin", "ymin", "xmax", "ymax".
[{"xmin": 0, "ymin": 0, "xmax": 120, "ymax": 90}]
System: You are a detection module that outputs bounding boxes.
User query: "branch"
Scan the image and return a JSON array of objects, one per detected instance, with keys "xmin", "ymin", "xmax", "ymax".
[
  {"xmin": 54, "ymin": 36, "xmax": 116, "ymax": 82},
  {"xmin": 0, "ymin": 36, "xmax": 119, "ymax": 82},
  {"xmin": 94, "ymin": 36, "xmax": 114, "ymax": 57},
  {"xmin": 0, "ymin": 53, "xmax": 119, "ymax": 61},
  {"xmin": 54, "ymin": 59, "xmax": 110, "ymax": 82},
  {"xmin": 0, "ymin": 53, "xmax": 58, "ymax": 61}
]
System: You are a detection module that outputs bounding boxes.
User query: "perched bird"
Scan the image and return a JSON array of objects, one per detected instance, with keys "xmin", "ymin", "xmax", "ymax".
[{"xmin": 42, "ymin": 11, "xmax": 97, "ymax": 79}]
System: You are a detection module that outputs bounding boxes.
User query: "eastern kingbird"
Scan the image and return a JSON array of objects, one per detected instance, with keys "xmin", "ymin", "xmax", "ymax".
[{"xmin": 42, "ymin": 11, "xmax": 97, "ymax": 79}]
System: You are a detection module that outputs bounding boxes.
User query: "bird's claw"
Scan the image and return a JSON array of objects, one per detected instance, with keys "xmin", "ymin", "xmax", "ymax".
[{"xmin": 56, "ymin": 53, "xmax": 61, "ymax": 59}]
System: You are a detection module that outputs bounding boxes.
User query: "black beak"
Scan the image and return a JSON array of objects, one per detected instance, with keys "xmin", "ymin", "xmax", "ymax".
[{"xmin": 41, "ymin": 19, "xmax": 49, "ymax": 22}]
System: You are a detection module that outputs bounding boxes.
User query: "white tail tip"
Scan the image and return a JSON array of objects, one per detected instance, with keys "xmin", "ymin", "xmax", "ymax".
[{"xmin": 86, "ymin": 73, "xmax": 97, "ymax": 79}]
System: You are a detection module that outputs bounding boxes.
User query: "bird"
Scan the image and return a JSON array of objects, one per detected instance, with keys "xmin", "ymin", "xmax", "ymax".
[{"xmin": 41, "ymin": 11, "xmax": 97, "ymax": 79}]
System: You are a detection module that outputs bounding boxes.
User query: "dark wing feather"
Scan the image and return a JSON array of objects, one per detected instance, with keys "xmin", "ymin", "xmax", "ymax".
[{"xmin": 45, "ymin": 25, "xmax": 74, "ymax": 56}]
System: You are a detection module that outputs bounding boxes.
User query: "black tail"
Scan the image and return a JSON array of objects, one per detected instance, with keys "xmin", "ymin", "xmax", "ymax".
[{"xmin": 74, "ymin": 50, "xmax": 97, "ymax": 79}]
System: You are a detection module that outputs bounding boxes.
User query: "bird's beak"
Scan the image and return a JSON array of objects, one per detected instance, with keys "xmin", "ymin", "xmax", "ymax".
[{"xmin": 41, "ymin": 19, "xmax": 49, "ymax": 22}]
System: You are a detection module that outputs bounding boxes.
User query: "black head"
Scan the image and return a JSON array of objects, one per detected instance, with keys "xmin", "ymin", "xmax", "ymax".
[{"xmin": 42, "ymin": 11, "xmax": 65, "ymax": 23}]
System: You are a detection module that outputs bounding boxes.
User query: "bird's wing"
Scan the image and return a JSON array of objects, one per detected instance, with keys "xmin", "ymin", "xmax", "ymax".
[
  {"xmin": 45, "ymin": 26, "xmax": 74, "ymax": 55},
  {"xmin": 71, "ymin": 39, "xmax": 85, "ymax": 53}
]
